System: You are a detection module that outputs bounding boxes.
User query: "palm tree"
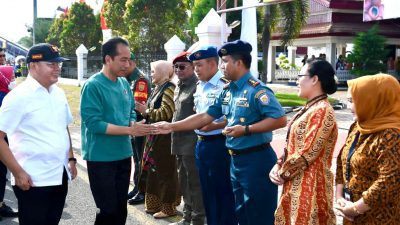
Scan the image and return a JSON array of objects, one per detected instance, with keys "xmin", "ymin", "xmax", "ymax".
[{"xmin": 261, "ymin": 0, "xmax": 309, "ymax": 83}]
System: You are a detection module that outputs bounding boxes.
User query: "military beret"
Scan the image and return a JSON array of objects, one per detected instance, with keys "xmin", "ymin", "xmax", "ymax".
[
  {"xmin": 189, "ymin": 46, "xmax": 218, "ymax": 61},
  {"xmin": 130, "ymin": 52, "xmax": 136, "ymax": 60},
  {"xmin": 218, "ymin": 40, "xmax": 252, "ymax": 57},
  {"xmin": 172, "ymin": 51, "xmax": 191, "ymax": 64}
]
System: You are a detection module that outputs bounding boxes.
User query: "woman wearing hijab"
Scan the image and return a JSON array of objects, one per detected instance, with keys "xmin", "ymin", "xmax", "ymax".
[
  {"xmin": 270, "ymin": 60, "xmax": 338, "ymax": 224},
  {"xmin": 334, "ymin": 74, "xmax": 400, "ymax": 224},
  {"xmin": 0, "ymin": 66, "xmax": 16, "ymax": 106},
  {"xmin": 135, "ymin": 60, "xmax": 180, "ymax": 218}
]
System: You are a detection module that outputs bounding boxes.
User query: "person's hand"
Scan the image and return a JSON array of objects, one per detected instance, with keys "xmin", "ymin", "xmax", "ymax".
[
  {"xmin": 14, "ymin": 170, "xmax": 33, "ymax": 191},
  {"xmin": 153, "ymin": 121, "xmax": 173, "ymax": 134},
  {"xmin": 223, "ymin": 125, "xmax": 245, "ymax": 137},
  {"xmin": 135, "ymin": 101, "xmax": 147, "ymax": 114},
  {"xmin": 334, "ymin": 198, "xmax": 357, "ymax": 221},
  {"xmin": 68, "ymin": 161, "xmax": 78, "ymax": 180},
  {"xmin": 130, "ymin": 119, "xmax": 156, "ymax": 136},
  {"xmin": 269, "ymin": 163, "xmax": 284, "ymax": 185}
]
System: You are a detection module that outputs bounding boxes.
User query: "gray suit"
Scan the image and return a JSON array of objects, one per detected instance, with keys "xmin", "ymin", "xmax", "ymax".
[{"xmin": 172, "ymin": 74, "xmax": 205, "ymax": 225}]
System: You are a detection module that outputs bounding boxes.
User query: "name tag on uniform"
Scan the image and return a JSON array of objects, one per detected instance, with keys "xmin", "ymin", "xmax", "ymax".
[
  {"xmin": 236, "ymin": 98, "xmax": 249, "ymax": 107},
  {"xmin": 207, "ymin": 93, "xmax": 216, "ymax": 98}
]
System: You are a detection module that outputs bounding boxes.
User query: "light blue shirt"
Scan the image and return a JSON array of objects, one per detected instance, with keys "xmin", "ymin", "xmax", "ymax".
[
  {"xmin": 207, "ymin": 72, "xmax": 285, "ymax": 150},
  {"xmin": 194, "ymin": 71, "xmax": 226, "ymax": 136}
]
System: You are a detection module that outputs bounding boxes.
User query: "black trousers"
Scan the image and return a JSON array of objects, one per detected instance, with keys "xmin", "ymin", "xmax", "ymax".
[
  {"xmin": 0, "ymin": 160, "xmax": 6, "ymax": 202},
  {"xmin": 131, "ymin": 137, "xmax": 144, "ymax": 192},
  {"xmin": 13, "ymin": 169, "xmax": 68, "ymax": 225},
  {"xmin": 0, "ymin": 136, "xmax": 9, "ymax": 202},
  {"xmin": 87, "ymin": 158, "xmax": 131, "ymax": 225}
]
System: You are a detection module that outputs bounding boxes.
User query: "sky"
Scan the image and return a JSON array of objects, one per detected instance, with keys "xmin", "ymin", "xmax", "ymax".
[{"xmin": 0, "ymin": 0, "xmax": 103, "ymax": 43}]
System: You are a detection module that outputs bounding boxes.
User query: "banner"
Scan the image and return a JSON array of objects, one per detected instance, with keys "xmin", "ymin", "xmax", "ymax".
[{"xmin": 364, "ymin": 0, "xmax": 400, "ymax": 21}]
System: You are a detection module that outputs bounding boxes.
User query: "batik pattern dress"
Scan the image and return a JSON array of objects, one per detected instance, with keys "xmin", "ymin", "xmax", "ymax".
[
  {"xmin": 275, "ymin": 100, "xmax": 338, "ymax": 225},
  {"xmin": 336, "ymin": 123, "xmax": 400, "ymax": 225}
]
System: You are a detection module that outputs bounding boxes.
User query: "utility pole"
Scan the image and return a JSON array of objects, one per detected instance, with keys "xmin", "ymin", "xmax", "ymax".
[{"xmin": 33, "ymin": 0, "xmax": 37, "ymax": 45}]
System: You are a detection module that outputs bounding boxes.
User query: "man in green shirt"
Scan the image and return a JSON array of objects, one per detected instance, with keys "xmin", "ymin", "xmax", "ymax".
[{"xmin": 80, "ymin": 37, "xmax": 154, "ymax": 225}]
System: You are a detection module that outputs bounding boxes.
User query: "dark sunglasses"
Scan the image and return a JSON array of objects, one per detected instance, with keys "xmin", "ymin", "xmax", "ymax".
[
  {"xmin": 0, "ymin": 54, "xmax": 5, "ymax": 58},
  {"xmin": 173, "ymin": 64, "xmax": 187, "ymax": 70}
]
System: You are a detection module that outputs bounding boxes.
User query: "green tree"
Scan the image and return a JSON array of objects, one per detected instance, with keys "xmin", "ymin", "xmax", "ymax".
[
  {"xmin": 18, "ymin": 36, "xmax": 33, "ymax": 48},
  {"xmin": 103, "ymin": 0, "xmax": 128, "ymax": 37},
  {"xmin": 347, "ymin": 25, "xmax": 387, "ymax": 76},
  {"xmin": 58, "ymin": 2, "xmax": 102, "ymax": 55},
  {"xmin": 35, "ymin": 18, "xmax": 54, "ymax": 43},
  {"xmin": 124, "ymin": 0, "xmax": 188, "ymax": 52},
  {"xmin": 46, "ymin": 14, "xmax": 67, "ymax": 47},
  {"xmin": 260, "ymin": 0, "xmax": 309, "ymax": 82}
]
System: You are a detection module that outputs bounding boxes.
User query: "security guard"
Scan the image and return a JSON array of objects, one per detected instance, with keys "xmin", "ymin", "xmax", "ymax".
[
  {"xmin": 189, "ymin": 46, "xmax": 236, "ymax": 225},
  {"xmin": 156, "ymin": 40, "xmax": 287, "ymax": 225},
  {"xmin": 124, "ymin": 52, "xmax": 151, "ymax": 204}
]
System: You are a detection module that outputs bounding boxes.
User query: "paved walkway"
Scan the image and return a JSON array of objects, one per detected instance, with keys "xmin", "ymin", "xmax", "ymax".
[{"xmin": 2, "ymin": 80, "xmax": 353, "ymax": 224}]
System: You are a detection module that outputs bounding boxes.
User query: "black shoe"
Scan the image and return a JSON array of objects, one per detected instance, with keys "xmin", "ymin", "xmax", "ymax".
[
  {"xmin": 0, "ymin": 203, "xmax": 18, "ymax": 217},
  {"xmin": 128, "ymin": 192, "xmax": 145, "ymax": 205},
  {"xmin": 127, "ymin": 190, "xmax": 138, "ymax": 199}
]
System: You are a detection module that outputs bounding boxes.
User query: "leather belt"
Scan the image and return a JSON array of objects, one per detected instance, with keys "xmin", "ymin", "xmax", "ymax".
[
  {"xmin": 228, "ymin": 143, "xmax": 271, "ymax": 156},
  {"xmin": 197, "ymin": 134, "xmax": 224, "ymax": 141}
]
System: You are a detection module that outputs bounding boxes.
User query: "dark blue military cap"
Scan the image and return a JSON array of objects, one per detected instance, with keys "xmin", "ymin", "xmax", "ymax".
[
  {"xmin": 189, "ymin": 46, "xmax": 218, "ymax": 61},
  {"xmin": 217, "ymin": 40, "xmax": 252, "ymax": 57},
  {"xmin": 26, "ymin": 43, "xmax": 69, "ymax": 63}
]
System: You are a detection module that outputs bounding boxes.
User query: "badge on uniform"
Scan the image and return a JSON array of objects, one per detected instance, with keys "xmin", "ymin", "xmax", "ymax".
[{"xmin": 256, "ymin": 90, "xmax": 269, "ymax": 105}]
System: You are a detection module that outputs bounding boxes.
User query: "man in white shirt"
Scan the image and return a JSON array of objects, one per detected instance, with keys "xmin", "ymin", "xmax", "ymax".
[{"xmin": 0, "ymin": 43, "xmax": 77, "ymax": 225}]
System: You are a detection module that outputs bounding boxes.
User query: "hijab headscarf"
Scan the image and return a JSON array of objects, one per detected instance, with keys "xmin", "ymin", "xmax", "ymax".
[
  {"xmin": 348, "ymin": 74, "xmax": 400, "ymax": 134},
  {"xmin": 150, "ymin": 60, "xmax": 174, "ymax": 85}
]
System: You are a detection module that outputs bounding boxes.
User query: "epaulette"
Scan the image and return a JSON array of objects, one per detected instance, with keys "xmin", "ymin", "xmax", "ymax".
[
  {"xmin": 248, "ymin": 78, "xmax": 260, "ymax": 87},
  {"xmin": 220, "ymin": 77, "xmax": 230, "ymax": 84}
]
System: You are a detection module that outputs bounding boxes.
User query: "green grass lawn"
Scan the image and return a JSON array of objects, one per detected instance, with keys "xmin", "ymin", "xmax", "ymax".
[
  {"xmin": 276, "ymin": 93, "xmax": 338, "ymax": 107},
  {"xmin": 59, "ymin": 84, "xmax": 81, "ymax": 126}
]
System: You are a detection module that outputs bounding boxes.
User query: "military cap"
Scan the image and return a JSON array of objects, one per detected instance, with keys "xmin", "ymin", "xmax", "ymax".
[
  {"xmin": 172, "ymin": 51, "xmax": 191, "ymax": 64},
  {"xmin": 188, "ymin": 46, "xmax": 218, "ymax": 61},
  {"xmin": 26, "ymin": 43, "xmax": 69, "ymax": 63},
  {"xmin": 217, "ymin": 40, "xmax": 252, "ymax": 57}
]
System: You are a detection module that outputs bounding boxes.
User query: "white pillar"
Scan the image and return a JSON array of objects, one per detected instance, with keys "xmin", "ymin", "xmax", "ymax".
[
  {"xmin": 195, "ymin": 8, "xmax": 231, "ymax": 50},
  {"xmin": 164, "ymin": 35, "xmax": 186, "ymax": 62},
  {"xmin": 267, "ymin": 46, "xmax": 276, "ymax": 83},
  {"xmin": 326, "ymin": 43, "xmax": 336, "ymax": 68},
  {"xmin": 241, "ymin": 0, "xmax": 258, "ymax": 77},
  {"xmin": 287, "ymin": 46, "xmax": 297, "ymax": 66},
  {"xmin": 76, "ymin": 44, "xmax": 88, "ymax": 86}
]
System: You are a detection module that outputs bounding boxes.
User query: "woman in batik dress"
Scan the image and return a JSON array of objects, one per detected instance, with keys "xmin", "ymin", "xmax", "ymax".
[
  {"xmin": 334, "ymin": 74, "xmax": 400, "ymax": 224},
  {"xmin": 270, "ymin": 60, "xmax": 338, "ymax": 225},
  {"xmin": 136, "ymin": 60, "xmax": 180, "ymax": 218}
]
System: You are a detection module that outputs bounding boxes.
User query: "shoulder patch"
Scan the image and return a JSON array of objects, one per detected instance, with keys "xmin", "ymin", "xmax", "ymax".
[
  {"xmin": 220, "ymin": 77, "xmax": 230, "ymax": 84},
  {"xmin": 256, "ymin": 90, "xmax": 269, "ymax": 105},
  {"xmin": 255, "ymin": 89, "xmax": 267, "ymax": 98},
  {"xmin": 248, "ymin": 78, "xmax": 260, "ymax": 88}
]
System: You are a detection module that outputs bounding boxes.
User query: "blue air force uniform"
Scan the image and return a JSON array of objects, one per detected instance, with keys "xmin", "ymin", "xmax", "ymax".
[
  {"xmin": 190, "ymin": 46, "xmax": 237, "ymax": 225},
  {"xmin": 206, "ymin": 40, "xmax": 286, "ymax": 225}
]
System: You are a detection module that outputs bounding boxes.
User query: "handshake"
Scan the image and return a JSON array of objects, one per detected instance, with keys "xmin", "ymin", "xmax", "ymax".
[{"xmin": 129, "ymin": 120, "xmax": 174, "ymax": 136}]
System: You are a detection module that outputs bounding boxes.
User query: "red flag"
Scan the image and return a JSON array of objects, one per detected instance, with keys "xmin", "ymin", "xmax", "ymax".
[{"xmin": 100, "ymin": 0, "xmax": 108, "ymax": 30}]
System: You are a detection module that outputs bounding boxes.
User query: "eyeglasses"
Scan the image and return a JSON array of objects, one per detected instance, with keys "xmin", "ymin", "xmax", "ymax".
[
  {"xmin": 0, "ymin": 54, "xmax": 5, "ymax": 58},
  {"xmin": 39, "ymin": 61, "xmax": 63, "ymax": 69},
  {"xmin": 173, "ymin": 64, "xmax": 187, "ymax": 71}
]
